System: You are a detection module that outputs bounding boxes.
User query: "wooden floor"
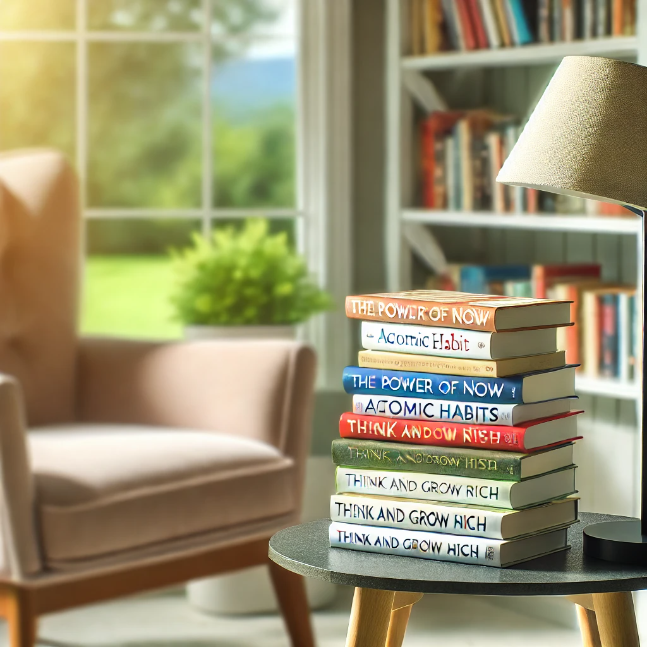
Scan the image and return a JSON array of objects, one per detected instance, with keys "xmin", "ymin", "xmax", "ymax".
[{"xmin": 0, "ymin": 588, "xmax": 625, "ymax": 647}]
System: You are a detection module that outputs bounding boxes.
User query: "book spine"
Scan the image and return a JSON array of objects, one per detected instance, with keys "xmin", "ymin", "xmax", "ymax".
[
  {"xmin": 433, "ymin": 134, "xmax": 446, "ymax": 209},
  {"xmin": 342, "ymin": 366, "xmax": 525, "ymax": 404},
  {"xmin": 456, "ymin": 0, "xmax": 478, "ymax": 48},
  {"xmin": 330, "ymin": 522, "xmax": 505, "ymax": 566},
  {"xmin": 583, "ymin": 291, "xmax": 601, "ymax": 377},
  {"xmin": 330, "ymin": 494, "xmax": 507, "ymax": 538},
  {"xmin": 583, "ymin": 0, "xmax": 595, "ymax": 37},
  {"xmin": 564, "ymin": 286, "xmax": 580, "ymax": 367},
  {"xmin": 458, "ymin": 120, "xmax": 474, "ymax": 211},
  {"xmin": 479, "ymin": 0, "xmax": 502, "ymax": 46},
  {"xmin": 331, "ymin": 438, "xmax": 522, "ymax": 480},
  {"xmin": 600, "ymin": 294, "xmax": 618, "ymax": 378},
  {"xmin": 494, "ymin": 0, "xmax": 513, "ymax": 45},
  {"xmin": 336, "ymin": 466, "xmax": 515, "ymax": 508},
  {"xmin": 509, "ymin": 0, "xmax": 534, "ymax": 46},
  {"xmin": 468, "ymin": 0, "xmax": 490, "ymax": 47},
  {"xmin": 596, "ymin": 0, "xmax": 609, "ymax": 35},
  {"xmin": 339, "ymin": 412, "xmax": 556, "ymax": 452},
  {"xmin": 538, "ymin": 0, "xmax": 551, "ymax": 41},
  {"xmin": 562, "ymin": 0, "xmax": 574, "ymax": 40},
  {"xmin": 421, "ymin": 120, "xmax": 435, "ymax": 208},
  {"xmin": 552, "ymin": 0, "xmax": 563, "ymax": 39},
  {"xmin": 352, "ymin": 394, "xmax": 519, "ymax": 426},
  {"xmin": 612, "ymin": 0, "xmax": 624, "ymax": 34},
  {"xmin": 441, "ymin": 0, "xmax": 462, "ymax": 48},
  {"xmin": 618, "ymin": 292, "xmax": 630, "ymax": 382},
  {"xmin": 345, "ymin": 296, "xmax": 499, "ymax": 331},
  {"xmin": 361, "ymin": 321, "xmax": 493, "ymax": 359},
  {"xmin": 504, "ymin": 0, "xmax": 520, "ymax": 44}
]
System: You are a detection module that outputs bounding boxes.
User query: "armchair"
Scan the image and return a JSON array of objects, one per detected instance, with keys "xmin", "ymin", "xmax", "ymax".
[{"xmin": 0, "ymin": 150, "xmax": 316, "ymax": 647}]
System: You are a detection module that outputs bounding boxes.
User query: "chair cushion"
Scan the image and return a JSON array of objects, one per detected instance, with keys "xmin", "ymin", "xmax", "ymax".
[{"xmin": 28, "ymin": 424, "xmax": 296, "ymax": 564}]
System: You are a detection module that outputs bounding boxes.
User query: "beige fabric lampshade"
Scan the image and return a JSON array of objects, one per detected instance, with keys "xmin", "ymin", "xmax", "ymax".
[{"xmin": 497, "ymin": 56, "xmax": 647, "ymax": 210}]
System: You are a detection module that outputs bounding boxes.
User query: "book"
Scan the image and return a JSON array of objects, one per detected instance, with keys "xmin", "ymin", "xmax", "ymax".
[
  {"xmin": 331, "ymin": 438, "xmax": 575, "ymax": 481},
  {"xmin": 468, "ymin": 0, "xmax": 490, "ymax": 47},
  {"xmin": 331, "ymin": 493, "xmax": 579, "ymax": 540},
  {"xmin": 552, "ymin": 0, "xmax": 563, "ymax": 38},
  {"xmin": 361, "ymin": 321, "xmax": 558, "ymax": 360},
  {"xmin": 358, "ymin": 349, "xmax": 567, "ymax": 377},
  {"xmin": 596, "ymin": 0, "xmax": 610, "ymax": 35},
  {"xmin": 538, "ymin": 0, "xmax": 551, "ymax": 41},
  {"xmin": 423, "ymin": 0, "xmax": 444, "ymax": 52},
  {"xmin": 441, "ymin": 0, "xmax": 464, "ymax": 49},
  {"xmin": 411, "ymin": 0, "xmax": 424, "ymax": 55},
  {"xmin": 346, "ymin": 290, "xmax": 572, "ymax": 332},
  {"xmin": 335, "ymin": 466, "xmax": 577, "ymax": 509},
  {"xmin": 532, "ymin": 263, "xmax": 601, "ymax": 299},
  {"xmin": 493, "ymin": 0, "xmax": 513, "ymax": 45},
  {"xmin": 562, "ymin": 0, "xmax": 575, "ymax": 39},
  {"xmin": 352, "ymin": 393, "xmax": 574, "ymax": 425},
  {"xmin": 342, "ymin": 365, "xmax": 576, "ymax": 404},
  {"xmin": 582, "ymin": 0, "xmax": 595, "ymax": 37},
  {"xmin": 618, "ymin": 290, "xmax": 635, "ymax": 382},
  {"xmin": 479, "ymin": 0, "xmax": 503, "ymax": 46},
  {"xmin": 506, "ymin": 0, "xmax": 534, "ymax": 44},
  {"xmin": 600, "ymin": 293, "xmax": 619, "ymax": 377},
  {"xmin": 461, "ymin": 264, "xmax": 530, "ymax": 294},
  {"xmin": 456, "ymin": 0, "xmax": 478, "ymax": 48},
  {"xmin": 329, "ymin": 522, "xmax": 570, "ymax": 567},
  {"xmin": 612, "ymin": 0, "xmax": 624, "ymax": 34},
  {"xmin": 339, "ymin": 411, "xmax": 582, "ymax": 452}
]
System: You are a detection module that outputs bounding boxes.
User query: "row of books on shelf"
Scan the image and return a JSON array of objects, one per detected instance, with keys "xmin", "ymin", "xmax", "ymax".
[
  {"xmin": 427, "ymin": 263, "xmax": 639, "ymax": 381},
  {"xmin": 410, "ymin": 0, "xmax": 637, "ymax": 56},
  {"xmin": 420, "ymin": 109, "xmax": 628, "ymax": 216},
  {"xmin": 334, "ymin": 290, "xmax": 580, "ymax": 567}
]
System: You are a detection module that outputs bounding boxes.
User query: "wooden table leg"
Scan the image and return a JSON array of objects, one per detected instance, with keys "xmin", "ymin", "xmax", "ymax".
[
  {"xmin": 386, "ymin": 592, "xmax": 424, "ymax": 647},
  {"xmin": 592, "ymin": 592, "xmax": 640, "ymax": 647},
  {"xmin": 576, "ymin": 605, "xmax": 603, "ymax": 647},
  {"xmin": 345, "ymin": 587, "xmax": 395, "ymax": 647}
]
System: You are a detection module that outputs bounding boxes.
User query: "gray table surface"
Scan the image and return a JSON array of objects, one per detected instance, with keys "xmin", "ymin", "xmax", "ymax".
[{"xmin": 269, "ymin": 513, "xmax": 647, "ymax": 595}]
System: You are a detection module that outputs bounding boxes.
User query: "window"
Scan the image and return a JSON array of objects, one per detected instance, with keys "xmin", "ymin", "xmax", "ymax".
[{"xmin": 0, "ymin": 0, "xmax": 301, "ymax": 339}]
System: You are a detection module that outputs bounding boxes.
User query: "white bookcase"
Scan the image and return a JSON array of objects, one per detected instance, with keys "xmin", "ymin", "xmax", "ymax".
[{"xmin": 385, "ymin": 0, "xmax": 646, "ymax": 519}]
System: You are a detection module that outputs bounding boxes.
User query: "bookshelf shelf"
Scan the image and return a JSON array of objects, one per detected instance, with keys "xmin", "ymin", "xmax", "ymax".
[
  {"xmin": 401, "ymin": 210, "xmax": 642, "ymax": 235},
  {"xmin": 574, "ymin": 377, "xmax": 641, "ymax": 400},
  {"xmin": 401, "ymin": 36, "xmax": 638, "ymax": 72}
]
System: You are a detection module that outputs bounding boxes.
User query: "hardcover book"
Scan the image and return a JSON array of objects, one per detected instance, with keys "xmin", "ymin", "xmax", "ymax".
[
  {"xmin": 342, "ymin": 365, "xmax": 576, "ymax": 404},
  {"xmin": 331, "ymin": 438, "xmax": 575, "ymax": 481},
  {"xmin": 339, "ymin": 411, "xmax": 582, "ymax": 452},
  {"xmin": 361, "ymin": 321, "xmax": 558, "ymax": 360},
  {"xmin": 335, "ymin": 466, "xmax": 577, "ymax": 509},
  {"xmin": 345, "ymin": 290, "xmax": 571, "ymax": 332},
  {"xmin": 351, "ymin": 393, "xmax": 574, "ymax": 426},
  {"xmin": 329, "ymin": 522, "xmax": 570, "ymax": 567},
  {"xmin": 330, "ymin": 493, "xmax": 579, "ymax": 540}
]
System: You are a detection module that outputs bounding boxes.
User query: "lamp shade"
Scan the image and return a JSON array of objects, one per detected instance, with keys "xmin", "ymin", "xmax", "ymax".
[{"xmin": 497, "ymin": 56, "xmax": 647, "ymax": 210}]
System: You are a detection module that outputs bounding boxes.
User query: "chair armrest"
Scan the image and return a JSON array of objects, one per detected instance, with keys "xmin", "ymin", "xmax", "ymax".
[
  {"xmin": 0, "ymin": 375, "xmax": 42, "ymax": 577},
  {"xmin": 77, "ymin": 337, "xmax": 317, "ymax": 462}
]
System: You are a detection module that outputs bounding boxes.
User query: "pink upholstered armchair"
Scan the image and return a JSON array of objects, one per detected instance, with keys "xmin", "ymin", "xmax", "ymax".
[{"xmin": 0, "ymin": 150, "xmax": 316, "ymax": 647}]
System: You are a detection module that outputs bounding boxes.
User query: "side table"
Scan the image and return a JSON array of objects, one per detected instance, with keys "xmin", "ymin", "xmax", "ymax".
[{"xmin": 269, "ymin": 513, "xmax": 647, "ymax": 647}]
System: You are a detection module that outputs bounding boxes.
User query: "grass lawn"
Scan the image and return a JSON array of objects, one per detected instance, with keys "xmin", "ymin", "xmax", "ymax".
[{"xmin": 81, "ymin": 255, "xmax": 182, "ymax": 339}]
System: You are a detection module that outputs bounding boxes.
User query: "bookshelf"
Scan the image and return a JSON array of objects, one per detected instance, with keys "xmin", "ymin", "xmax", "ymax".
[{"xmin": 386, "ymin": 0, "xmax": 646, "ymax": 521}]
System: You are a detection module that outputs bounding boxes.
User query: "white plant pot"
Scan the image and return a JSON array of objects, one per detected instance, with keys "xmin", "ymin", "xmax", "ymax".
[
  {"xmin": 184, "ymin": 325, "xmax": 337, "ymax": 614},
  {"xmin": 184, "ymin": 324, "xmax": 296, "ymax": 341}
]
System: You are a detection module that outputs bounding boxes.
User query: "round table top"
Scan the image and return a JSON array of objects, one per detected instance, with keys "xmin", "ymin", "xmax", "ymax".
[{"xmin": 269, "ymin": 513, "xmax": 647, "ymax": 596}]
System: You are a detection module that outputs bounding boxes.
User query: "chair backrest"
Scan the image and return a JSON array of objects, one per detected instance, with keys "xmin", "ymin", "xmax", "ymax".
[{"xmin": 0, "ymin": 150, "xmax": 80, "ymax": 425}]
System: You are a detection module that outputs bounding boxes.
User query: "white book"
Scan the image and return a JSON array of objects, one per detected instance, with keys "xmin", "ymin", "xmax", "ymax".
[
  {"xmin": 331, "ymin": 494, "xmax": 579, "ymax": 540},
  {"xmin": 352, "ymin": 393, "xmax": 574, "ymax": 426},
  {"xmin": 478, "ymin": 0, "xmax": 502, "ymax": 48},
  {"xmin": 361, "ymin": 321, "xmax": 557, "ymax": 360},
  {"xmin": 330, "ymin": 522, "xmax": 569, "ymax": 567},
  {"xmin": 335, "ymin": 466, "xmax": 577, "ymax": 509}
]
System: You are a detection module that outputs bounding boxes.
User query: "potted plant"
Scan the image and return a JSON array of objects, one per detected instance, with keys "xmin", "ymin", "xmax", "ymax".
[{"xmin": 170, "ymin": 218, "xmax": 332, "ymax": 340}]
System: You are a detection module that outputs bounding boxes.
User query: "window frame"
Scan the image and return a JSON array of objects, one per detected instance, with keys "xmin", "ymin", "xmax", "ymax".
[{"xmin": 0, "ymin": 0, "xmax": 352, "ymax": 389}]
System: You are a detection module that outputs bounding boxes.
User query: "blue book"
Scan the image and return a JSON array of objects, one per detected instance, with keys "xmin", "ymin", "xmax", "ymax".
[
  {"xmin": 342, "ymin": 365, "xmax": 576, "ymax": 405},
  {"xmin": 460, "ymin": 264, "xmax": 530, "ymax": 294},
  {"xmin": 507, "ymin": 0, "xmax": 534, "ymax": 45}
]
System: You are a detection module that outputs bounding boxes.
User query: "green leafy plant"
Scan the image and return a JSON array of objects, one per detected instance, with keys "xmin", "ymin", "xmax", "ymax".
[{"xmin": 170, "ymin": 219, "xmax": 332, "ymax": 326}]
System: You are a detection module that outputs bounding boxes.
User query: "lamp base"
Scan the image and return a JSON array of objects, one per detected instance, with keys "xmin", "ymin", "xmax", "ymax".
[{"xmin": 583, "ymin": 520, "xmax": 647, "ymax": 565}]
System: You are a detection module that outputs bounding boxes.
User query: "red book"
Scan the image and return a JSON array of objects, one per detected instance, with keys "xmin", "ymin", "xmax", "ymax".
[
  {"xmin": 466, "ymin": 0, "xmax": 489, "ymax": 48},
  {"xmin": 339, "ymin": 412, "xmax": 582, "ymax": 453},
  {"xmin": 456, "ymin": 0, "xmax": 477, "ymax": 49}
]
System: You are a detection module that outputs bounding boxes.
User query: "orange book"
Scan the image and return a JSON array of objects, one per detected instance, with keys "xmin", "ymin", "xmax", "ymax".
[
  {"xmin": 423, "ymin": 0, "xmax": 444, "ymax": 53},
  {"xmin": 456, "ymin": 0, "xmax": 478, "ymax": 49},
  {"xmin": 612, "ymin": 0, "xmax": 624, "ymax": 35}
]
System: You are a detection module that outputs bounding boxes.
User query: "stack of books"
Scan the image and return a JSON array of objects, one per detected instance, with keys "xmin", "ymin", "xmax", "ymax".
[
  {"xmin": 330, "ymin": 290, "xmax": 582, "ymax": 568},
  {"xmin": 410, "ymin": 0, "xmax": 637, "ymax": 56}
]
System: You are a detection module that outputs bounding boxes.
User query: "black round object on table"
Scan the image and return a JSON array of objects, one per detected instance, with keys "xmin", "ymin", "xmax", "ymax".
[{"xmin": 269, "ymin": 513, "xmax": 647, "ymax": 596}]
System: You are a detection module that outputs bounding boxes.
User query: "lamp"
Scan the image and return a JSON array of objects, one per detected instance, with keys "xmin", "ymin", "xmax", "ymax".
[{"xmin": 497, "ymin": 55, "xmax": 647, "ymax": 565}]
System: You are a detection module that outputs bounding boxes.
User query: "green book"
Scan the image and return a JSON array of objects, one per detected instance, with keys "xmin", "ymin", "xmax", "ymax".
[{"xmin": 331, "ymin": 438, "xmax": 574, "ymax": 482}]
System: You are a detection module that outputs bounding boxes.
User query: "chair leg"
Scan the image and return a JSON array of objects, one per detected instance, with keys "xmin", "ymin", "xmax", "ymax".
[
  {"xmin": 268, "ymin": 561, "xmax": 315, "ymax": 647},
  {"xmin": 576, "ymin": 605, "xmax": 602, "ymax": 647},
  {"xmin": 592, "ymin": 592, "xmax": 640, "ymax": 647},
  {"xmin": 345, "ymin": 587, "xmax": 395, "ymax": 647},
  {"xmin": 385, "ymin": 604, "xmax": 414, "ymax": 647},
  {"xmin": 0, "ymin": 586, "xmax": 37, "ymax": 647}
]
